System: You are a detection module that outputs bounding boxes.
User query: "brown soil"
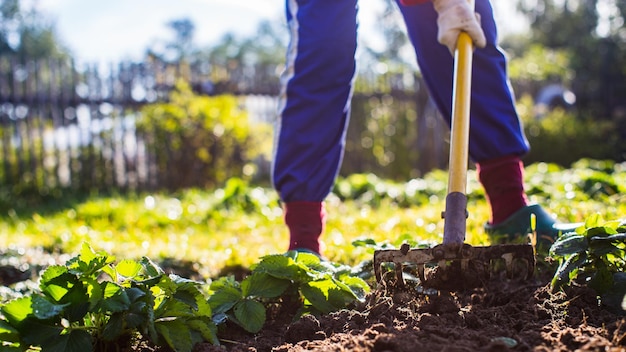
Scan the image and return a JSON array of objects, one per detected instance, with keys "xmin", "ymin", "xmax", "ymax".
[
  {"xmin": 3, "ymin": 249, "xmax": 625, "ymax": 352},
  {"xmin": 194, "ymin": 268, "xmax": 626, "ymax": 352}
]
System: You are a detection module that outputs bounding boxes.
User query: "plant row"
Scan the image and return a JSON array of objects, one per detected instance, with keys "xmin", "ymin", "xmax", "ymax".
[{"xmin": 0, "ymin": 244, "xmax": 369, "ymax": 352}]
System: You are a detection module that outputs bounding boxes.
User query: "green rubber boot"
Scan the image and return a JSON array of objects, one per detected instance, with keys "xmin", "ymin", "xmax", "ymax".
[{"xmin": 484, "ymin": 204, "xmax": 582, "ymax": 249}]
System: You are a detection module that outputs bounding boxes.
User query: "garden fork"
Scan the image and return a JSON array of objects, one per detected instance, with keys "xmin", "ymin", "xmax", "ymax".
[{"xmin": 373, "ymin": 9, "xmax": 536, "ymax": 290}]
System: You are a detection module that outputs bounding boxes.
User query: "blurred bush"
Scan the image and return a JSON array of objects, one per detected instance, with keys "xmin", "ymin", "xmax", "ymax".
[
  {"xmin": 516, "ymin": 95, "xmax": 619, "ymax": 167},
  {"xmin": 137, "ymin": 81, "xmax": 271, "ymax": 190}
]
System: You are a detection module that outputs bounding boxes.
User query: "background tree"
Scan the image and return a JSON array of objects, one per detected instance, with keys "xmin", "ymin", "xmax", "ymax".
[
  {"xmin": 0, "ymin": 0, "xmax": 68, "ymax": 60},
  {"xmin": 190, "ymin": 19, "xmax": 286, "ymax": 94},
  {"xmin": 516, "ymin": 0, "xmax": 626, "ymax": 119},
  {"xmin": 359, "ymin": 0, "xmax": 413, "ymax": 74},
  {"xmin": 144, "ymin": 17, "xmax": 198, "ymax": 64},
  {"xmin": 165, "ymin": 18, "xmax": 195, "ymax": 61}
]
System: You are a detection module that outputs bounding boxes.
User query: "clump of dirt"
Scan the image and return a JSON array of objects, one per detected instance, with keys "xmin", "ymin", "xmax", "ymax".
[{"xmin": 194, "ymin": 273, "xmax": 626, "ymax": 352}]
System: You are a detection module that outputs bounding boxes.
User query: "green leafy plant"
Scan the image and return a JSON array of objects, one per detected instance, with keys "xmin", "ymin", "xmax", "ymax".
[
  {"xmin": 549, "ymin": 214, "xmax": 626, "ymax": 310},
  {"xmin": 0, "ymin": 243, "xmax": 218, "ymax": 352},
  {"xmin": 208, "ymin": 251, "xmax": 370, "ymax": 333},
  {"xmin": 0, "ymin": 244, "xmax": 371, "ymax": 351}
]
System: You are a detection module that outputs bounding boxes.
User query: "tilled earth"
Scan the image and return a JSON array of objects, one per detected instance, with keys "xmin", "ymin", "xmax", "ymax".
[
  {"xmin": 2, "ymin": 248, "xmax": 625, "ymax": 352},
  {"xmin": 195, "ymin": 263, "xmax": 626, "ymax": 352}
]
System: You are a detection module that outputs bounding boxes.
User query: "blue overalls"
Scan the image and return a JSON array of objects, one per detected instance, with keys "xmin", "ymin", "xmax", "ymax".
[{"xmin": 272, "ymin": 0, "xmax": 529, "ymax": 203}]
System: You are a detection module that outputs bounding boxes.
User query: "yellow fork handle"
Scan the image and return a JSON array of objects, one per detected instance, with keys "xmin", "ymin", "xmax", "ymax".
[
  {"xmin": 441, "ymin": 31, "xmax": 473, "ymax": 245},
  {"xmin": 447, "ymin": 31, "xmax": 473, "ymax": 195}
]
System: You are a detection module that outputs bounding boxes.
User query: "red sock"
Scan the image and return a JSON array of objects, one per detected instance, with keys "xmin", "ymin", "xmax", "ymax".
[
  {"xmin": 476, "ymin": 155, "xmax": 529, "ymax": 225},
  {"xmin": 284, "ymin": 201, "xmax": 326, "ymax": 254}
]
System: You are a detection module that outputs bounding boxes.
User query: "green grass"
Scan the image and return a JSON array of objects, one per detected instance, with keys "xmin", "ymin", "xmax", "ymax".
[{"xmin": 0, "ymin": 159, "xmax": 624, "ymax": 278}]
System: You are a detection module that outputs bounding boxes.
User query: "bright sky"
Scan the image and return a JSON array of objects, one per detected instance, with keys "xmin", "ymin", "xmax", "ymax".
[
  {"xmin": 33, "ymin": 0, "xmax": 526, "ymax": 65},
  {"xmin": 33, "ymin": 0, "xmax": 284, "ymax": 64}
]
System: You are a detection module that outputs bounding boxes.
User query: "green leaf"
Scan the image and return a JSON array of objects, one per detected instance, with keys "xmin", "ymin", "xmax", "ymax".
[
  {"xmin": 0, "ymin": 346, "xmax": 23, "ymax": 352},
  {"xmin": 600, "ymin": 272, "xmax": 626, "ymax": 312},
  {"xmin": 300, "ymin": 280, "xmax": 338, "ymax": 314},
  {"xmin": 551, "ymin": 252, "xmax": 588, "ymax": 292},
  {"xmin": 253, "ymin": 254, "xmax": 314, "ymax": 282},
  {"xmin": 78, "ymin": 242, "xmax": 98, "ymax": 264},
  {"xmin": 326, "ymin": 286, "xmax": 355, "ymax": 310},
  {"xmin": 187, "ymin": 318, "xmax": 219, "ymax": 345},
  {"xmin": 101, "ymin": 265, "xmax": 118, "ymax": 282},
  {"xmin": 156, "ymin": 319, "xmax": 193, "ymax": 352},
  {"xmin": 31, "ymin": 295, "xmax": 67, "ymax": 320},
  {"xmin": 83, "ymin": 276, "xmax": 103, "ymax": 311},
  {"xmin": 140, "ymin": 256, "xmax": 164, "ymax": 277},
  {"xmin": 293, "ymin": 252, "xmax": 326, "ymax": 271},
  {"xmin": 207, "ymin": 285, "xmax": 242, "ymax": 315},
  {"xmin": 126, "ymin": 300, "xmax": 150, "ymax": 328},
  {"xmin": 20, "ymin": 319, "xmax": 63, "ymax": 346},
  {"xmin": 99, "ymin": 282, "xmax": 131, "ymax": 312},
  {"xmin": 334, "ymin": 275, "xmax": 370, "ymax": 301},
  {"xmin": 618, "ymin": 221, "xmax": 626, "ymax": 233},
  {"xmin": 39, "ymin": 266, "xmax": 72, "ymax": 301},
  {"xmin": 41, "ymin": 329, "xmax": 93, "ymax": 352},
  {"xmin": 157, "ymin": 299, "xmax": 194, "ymax": 318},
  {"xmin": 591, "ymin": 233, "xmax": 626, "ymax": 242},
  {"xmin": 601, "ymin": 219, "xmax": 625, "ymax": 232},
  {"xmin": 209, "ymin": 275, "xmax": 239, "ymax": 291},
  {"xmin": 40, "ymin": 269, "xmax": 89, "ymax": 314},
  {"xmin": 1, "ymin": 297, "xmax": 33, "ymax": 327},
  {"xmin": 136, "ymin": 274, "xmax": 164, "ymax": 287},
  {"xmin": 351, "ymin": 238, "xmax": 378, "ymax": 248},
  {"xmin": 116, "ymin": 260, "xmax": 143, "ymax": 279},
  {"xmin": 170, "ymin": 274, "xmax": 203, "ymax": 285},
  {"xmin": 584, "ymin": 213, "xmax": 604, "ymax": 229},
  {"xmin": 300, "ymin": 257, "xmax": 343, "ymax": 277},
  {"xmin": 193, "ymin": 295, "xmax": 212, "ymax": 318},
  {"xmin": 583, "ymin": 226, "xmax": 617, "ymax": 239},
  {"xmin": 241, "ymin": 272, "xmax": 290, "ymax": 298},
  {"xmin": 550, "ymin": 234, "xmax": 587, "ymax": 257},
  {"xmin": 173, "ymin": 290, "xmax": 199, "ymax": 311},
  {"xmin": 102, "ymin": 313, "xmax": 124, "ymax": 341},
  {"xmin": 64, "ymin": 301, "xmax": 90, "ymax": 323},
  {"xmin": 66, "ymin": 244, "xmax": 113, "ymax": 277},
  {"xmin": 588, "ymin": 261, "xmax": 614, "ymax": 294},
  {"xmin": 0, "ymin": 319, "xmax": 19, "ymax": 343},
  {"xmin": 170, "ymin": 278, "xmax": 204, "ymax": 310},
  {"xmin": 154, "ymin": 274, "xmax": 177, "ymax": 295},
  {"xmin": 126, "ymin": 287, "xmax": 148, "ymax": 302},
  {"xmin": 233, "ymin": 299, "xmax": 266, "ymax": 333},
  {"xmin": 589, "ymin": 241, "xmax": 621, "ymax": 257}
]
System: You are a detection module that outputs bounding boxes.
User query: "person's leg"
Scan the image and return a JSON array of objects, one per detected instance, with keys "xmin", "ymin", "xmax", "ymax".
[
  {"xmin": 272, "ymin": 0, "xmax": 359, "ymax": 254},
  {"xmin": 397, "ymin": 0, "xmax": 528, "ymax": 163},
  {"xmin": 397, "ymin": 0, "xmax": 578, "ymax": 243}
]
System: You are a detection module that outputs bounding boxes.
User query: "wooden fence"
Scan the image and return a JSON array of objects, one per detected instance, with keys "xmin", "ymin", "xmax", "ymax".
[{"xmin": 0, "ymin": 56, "xmax": 448, "ymax": 193}]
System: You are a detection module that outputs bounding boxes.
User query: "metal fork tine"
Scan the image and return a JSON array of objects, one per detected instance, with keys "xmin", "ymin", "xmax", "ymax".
[
  {"xmin": 373, "ymin": 242, "xmax": 535, "ymax": 290},
  {"xmin": 502, "ymin": 253, "xmax": 514, "ymax": 279},
  {"xmin": 395, "ymin": 263, "xmax": 405, "ymax": 286},
  {"xmin": 417, "ymin": 263, "xmax": 426, "ymax": 283},
  {"xmin": 461, "ymin": 258, "xmax": 468, "ymax": 272}
]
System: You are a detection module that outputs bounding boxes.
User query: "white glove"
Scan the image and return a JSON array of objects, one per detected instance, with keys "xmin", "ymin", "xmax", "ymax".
[{"xmin": 433, "ymin": 0, "xmax": 487, "ymax": 53}]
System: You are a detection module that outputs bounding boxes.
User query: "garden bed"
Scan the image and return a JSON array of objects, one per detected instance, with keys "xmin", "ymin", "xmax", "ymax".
[
  {"xmin": 1, "ymin": 246, "xmax": 625, "ymax": 351},
  {"xmin": 196, "ymin": 272, "xmax": 625, "ymax": 352}
]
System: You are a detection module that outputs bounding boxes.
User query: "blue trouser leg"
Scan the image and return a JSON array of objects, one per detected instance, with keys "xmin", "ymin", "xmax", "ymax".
[
  {"xmin": 272, "ymin": 0, "xmax": 358, "ymax": 202},
  {"xmin": 397, "ymin": 0, "xmax": 529, "ymax": 163},
  {"xmin": 273, "ymin": 0, "xmax": 530, "ymax": 203}
]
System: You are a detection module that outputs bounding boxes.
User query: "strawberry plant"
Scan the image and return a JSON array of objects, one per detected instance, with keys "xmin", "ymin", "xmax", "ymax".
[
  {"xmin": 550, "ymin": 214, "xmax": 626, "ymax": 311},
  {"xmin": 0, "ymin": 245, "xmax": 370, "ymax": 351},
  {"xmin": 208, "ymin": 251, "xmax": 370, "ymax": 333},
  {"xmin": 0, "ymin": 243, "xmax": 218, "ymax": 352}
]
